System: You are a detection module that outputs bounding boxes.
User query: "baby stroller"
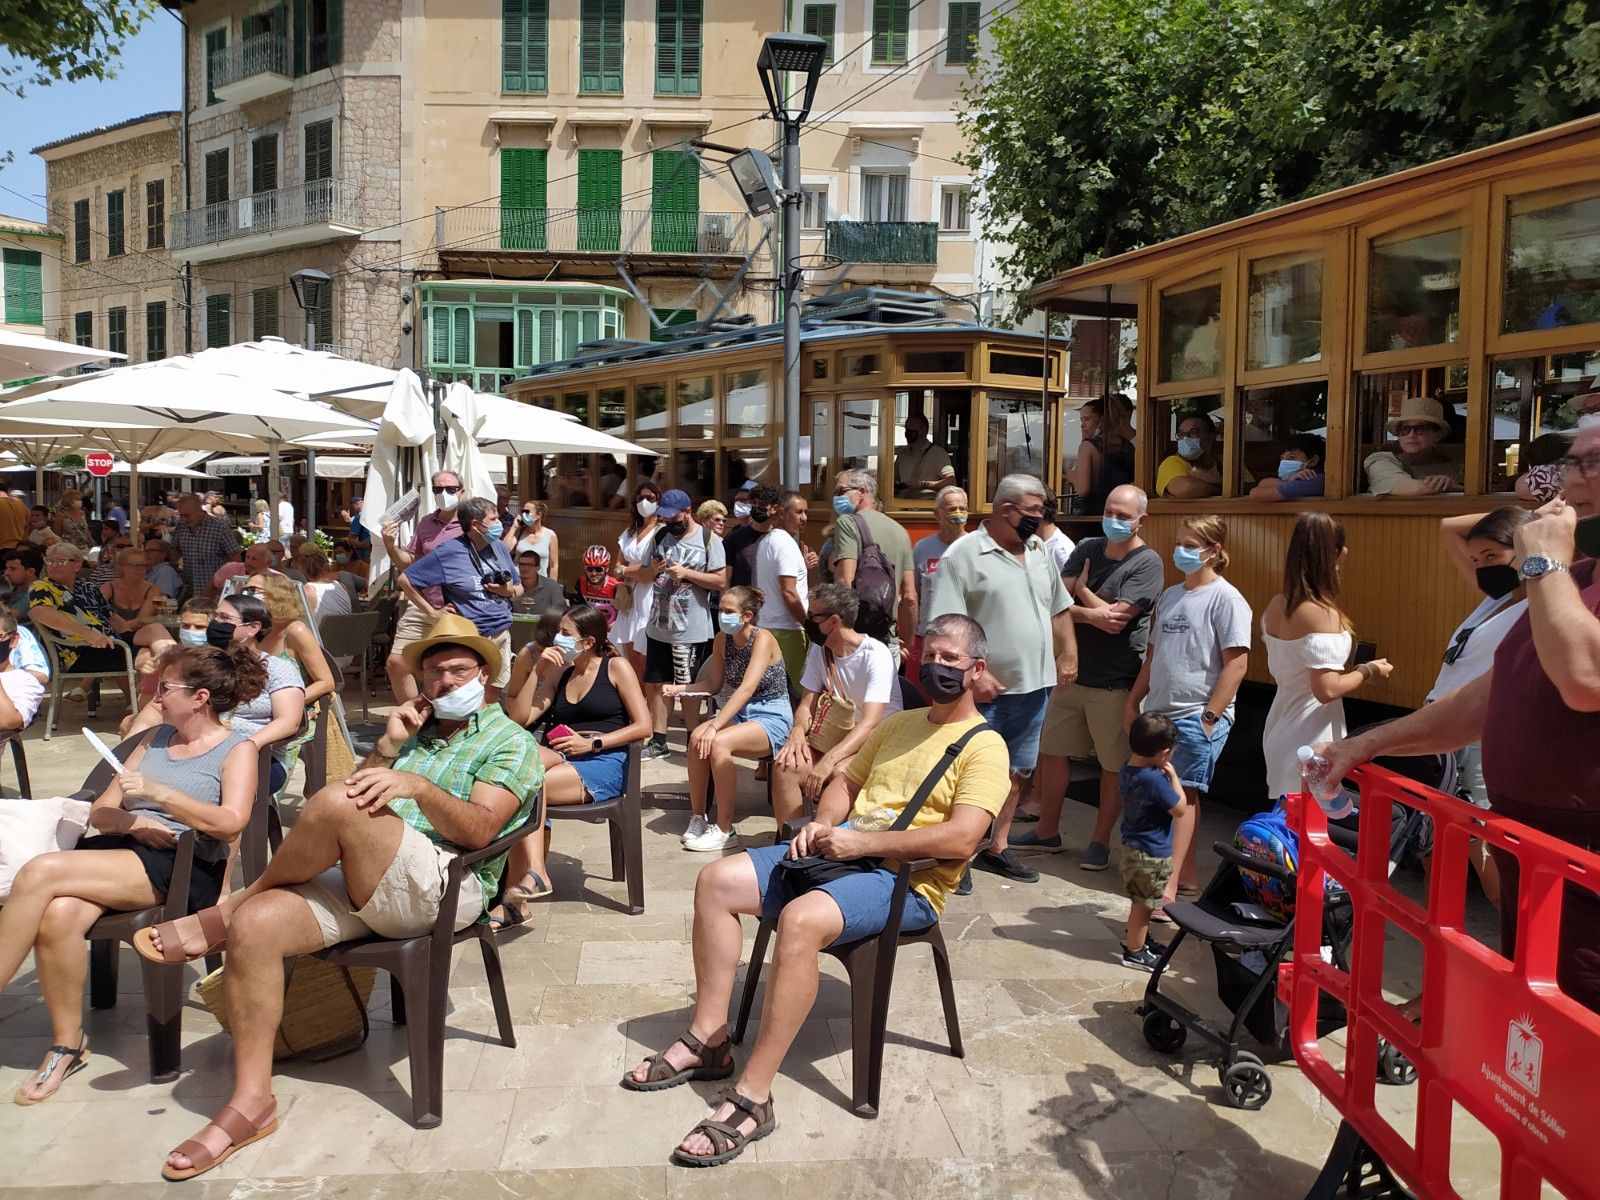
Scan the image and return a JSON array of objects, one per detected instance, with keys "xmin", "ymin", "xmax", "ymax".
[{"xmin": 1135, "ymin": 730, "xmax": 1453, "ymax": 1110}]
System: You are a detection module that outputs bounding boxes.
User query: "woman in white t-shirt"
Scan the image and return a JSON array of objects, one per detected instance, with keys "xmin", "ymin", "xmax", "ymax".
[
  {"xmin": 771, "ymin": 582, "xmax": 902, "ymax": 829},
  {"xmin": 507, "ymin": 500, "xmax": 559, "ymax": 582}
]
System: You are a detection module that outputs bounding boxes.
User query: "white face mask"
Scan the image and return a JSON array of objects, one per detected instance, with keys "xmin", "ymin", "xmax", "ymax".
[
  {"xmin": 1579, "ymin": 412, "xmax": 1600, "ymax": 430},
  {"xmin": 733, "ymin": 501, "xmax": 752, "ymax": 519},
  {"xmin": 437, "ymin": 489, "xmax": 460, "ymax": 512},
  {"xmin": 636, "ymin": 499, "xmax": 658, "ymax": 518},
  {"xmin": 430, "ymin": 674, "xmax": 484, "ymax": 720}
]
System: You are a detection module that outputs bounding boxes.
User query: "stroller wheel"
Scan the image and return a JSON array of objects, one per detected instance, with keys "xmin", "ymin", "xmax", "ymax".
[
  {"xmin": 1220, "ymin": 1052, "xmax": 1272, "ymax": 1110},
  {"xmin": 1377, "ymin": 1039, "xmax": 1418, "ymax": 1086},
  {"xmin": 1142, "ymin": 1010, "xmax": 1187, "ymax": 1054}
]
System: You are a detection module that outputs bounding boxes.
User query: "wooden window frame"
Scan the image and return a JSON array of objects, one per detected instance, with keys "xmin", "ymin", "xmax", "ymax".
[
  {"xmin": 1352, "ymin": 199, "xmax": 1477, "ymax": 373},
  {"xmin": 1485, "ymin": 168, "xmax": 1600, "ymax": 358}
]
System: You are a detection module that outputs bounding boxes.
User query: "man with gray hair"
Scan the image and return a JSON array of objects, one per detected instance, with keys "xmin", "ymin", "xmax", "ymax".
[
  {"xmin": 927, "ymin": 473, "xmax": 1076, "ymax": 884},
  {"xmin": 830, "ymin": 468, "xmax": 916, "ymax": 657},
  {"xmin": 382, "ymin": 469, "xmax": 467, "ymax": 700},
  {"xmin": 1018, "ymin": 483, "xmax": 1165, "ymax": 868}
]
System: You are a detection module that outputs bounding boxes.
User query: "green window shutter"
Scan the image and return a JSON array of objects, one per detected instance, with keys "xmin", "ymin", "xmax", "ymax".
[
  {"xmin": 502, "ymin": 0, "xmax": 547, "ymax": 92},
  {"xmin": 253, "ymin": 286, "xmax": 280, "ymax": 340},
  {"xmin": 656, "ymin": 0, "xmax": 701, "ymax": 95},
  {"xmin": 650, "ymin": 307, "xmax": 697, "ymax": 341},
  {"xmin": 73, "ymin": 200, "xmax": 89, "ymax": 262},
  {"xmin": 577, "ymin": 149, "xmax": 622, "ymax": 251},
  {"xmin": 651, "ymin": 150, "xmax": 699, "ymax": 252},
  {"xmin": 292, "ymin": 0, "xmax": 306, "ymax": 74},
  {"xmin": 205, "ymin": 28, "xmax": 227, "ymax": 103},
  {"xmin": 872, "ymin": 0, "xmax": 908, "ymax": 64},
  {"xmin": 315, "ymin": 281, "xmax": 334, "ymax": 346},
  {"xmin": 304, "ymin": 119, "xmax": 333, "ymax": 182},
  {"xmin": 206, "ymin": 294, "xmax": 231, "ymax": 349},
  {"xmin": 946, "ymin": 2, "xmax": 979, "ymax": 64},
  {"xmin": 74, "ymin": 312, "xmax": 93, "ymax": 346},
  {"xmin": 106, "ymin": 190, "xmax": 125, "ymax": 257},
  {"xmin": 327, "ymin": 0, "xmax": 343, "ymax": 67},
  {"xmin": 146, "ymin": 301, "xmax": 167, "ymax": 360},
  {"xmin": 581, "ymin": 0, "xmax": 623, "ymax": 93},
  {"xmin": 107, "ymin": 307, "xmax": 128, "ymax": 356},
  {"xmin": 803, "ymin": 5, "xmax": 836, "ymax": 63},
  {"xmin": 2, "ymin": 249, "xmax": 43, "ymax": 326},
  {"xmin": 499, "ymin": 147, "xmax": 548, "ymax": 250},
  {"xmin": 451, "ymin": 305, "xmax": 472, "ymax": 365}
]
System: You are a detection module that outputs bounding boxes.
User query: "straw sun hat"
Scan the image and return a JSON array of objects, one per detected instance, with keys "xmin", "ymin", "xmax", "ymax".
[{"xmin": 401, "ymin": 612, "xmax": 502, "ymax": 680}]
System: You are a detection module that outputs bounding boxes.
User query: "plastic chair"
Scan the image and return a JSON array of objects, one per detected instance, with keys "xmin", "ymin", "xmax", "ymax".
[
  {"xmin": 0, "ymin": 727, "xmax": 32, "ymax": 796},
  {"xmin": 33, "ymin": 623, "xmax": 137, "ymax": 741},
  {"xmin": 310, "ymin": 801, "xmax": 544, "ymax": 1128},
  {"xmin": 730, "ymin": 819, "xmax": 969, "ymax": 1118},
  {"xmin": 316, "ymin": 610, "xmax": 384, "ymax": 720},
  {"xmin": 546, "ymin": 741, "xmax": 645, "ymax": 914}
]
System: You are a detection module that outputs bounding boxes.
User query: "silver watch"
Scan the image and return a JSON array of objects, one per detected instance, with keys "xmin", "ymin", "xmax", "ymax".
[{"xmin": 1518, "ymin": 556, "xmax": 1570, "ymax": 581}]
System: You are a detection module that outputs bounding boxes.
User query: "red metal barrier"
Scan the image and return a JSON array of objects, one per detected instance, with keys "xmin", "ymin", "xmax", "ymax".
[{"xmin": 1285, "ymin": 766, "xmax": 1600, "ymax": 1200}]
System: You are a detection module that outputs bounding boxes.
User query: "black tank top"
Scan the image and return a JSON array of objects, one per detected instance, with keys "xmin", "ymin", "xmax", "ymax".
[{"xmin": 550, "ymin": 657, "xmax": 628, "ymax": 735}]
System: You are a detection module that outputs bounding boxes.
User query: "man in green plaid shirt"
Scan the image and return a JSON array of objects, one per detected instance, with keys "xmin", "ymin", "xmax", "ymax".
[{"xmin": 139, "ymin": 615, "xmax": 543, "ymax": 1180}]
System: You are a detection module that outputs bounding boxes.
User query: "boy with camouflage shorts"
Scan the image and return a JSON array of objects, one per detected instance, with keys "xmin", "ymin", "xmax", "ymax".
[{"xmin": 1118, "ymin": 712, "xmax": 1188, "ymax": 971}]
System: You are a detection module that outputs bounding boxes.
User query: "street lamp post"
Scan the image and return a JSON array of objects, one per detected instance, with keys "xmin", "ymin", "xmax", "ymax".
[
  {"xmin": 289, "ymin": 268, "xmax": 331, "ymax": 545},
  {"xmin": 756, "ymin": 34, "xmax": 827, "ymax": 491}
]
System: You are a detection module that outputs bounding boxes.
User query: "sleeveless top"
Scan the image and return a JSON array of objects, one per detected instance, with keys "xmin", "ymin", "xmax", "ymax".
[
  {"xmin": 124, "ymin": 725, "xmax": 251, "ymax": 862},
  {"xmin": 516, "ymin": 526, "xmax": 554, "ymax": 563},
  {"xmin": 550, "ymin": 657, "xmax": 628, "ymax": 736},
  {"xmin": 1261, "ymin": 619, "xmax": 1352, "ymax": 798},
  {"xmin": 722, "ymin": 630, "xmax": 788, "ymax": 705}
]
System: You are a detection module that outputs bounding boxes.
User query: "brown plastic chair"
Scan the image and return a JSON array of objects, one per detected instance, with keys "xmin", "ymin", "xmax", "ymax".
[
  {"xmin": 310, "ymin": 802, "xmax": 543, "ymax": 1128},
  {"xmin": 730, "ymin": 821, "xmax": 969, "ymax": 1119},
  {"xmin": 545, "ymin": 741, "xmax": 644, "ymax": 914},
  {"xmin": 0, "ymin": 726, "xmax": 32, "ymax": 796}
]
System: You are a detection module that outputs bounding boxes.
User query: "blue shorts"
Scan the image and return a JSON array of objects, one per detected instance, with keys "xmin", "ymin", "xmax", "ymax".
[
  {"xmin": 746, "ymin": 841, "xmax": 937, "ymax": 946},
  {"xmin": 978, "ymin": 687, "xmax": 1051, "ymax": 774},
  {"xmin": 565, "ymin": 747, "xmax": 630, "ymax": 803},
  {"xmin": 731, "ymin": 695, "xmax": 793, "ymax": 755},
  {"xmin": 1169, "ymin": 712, "xmax": 1232, "ymax": 794}
]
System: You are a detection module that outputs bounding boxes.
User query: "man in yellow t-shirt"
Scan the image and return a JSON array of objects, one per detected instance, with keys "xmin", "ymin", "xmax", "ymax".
[{"xmin": 621, "ymin": 613, "xmax": 1008, "ymax": 1166}]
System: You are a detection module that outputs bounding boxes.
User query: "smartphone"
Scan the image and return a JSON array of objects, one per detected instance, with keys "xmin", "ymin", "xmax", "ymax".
[
  {"xmin": 1354, "ymin": 640, "xmax": 1379, "ymax": 667},
  {"xmin": 547, "ymin": 723, "xmax": 575, "ymax": 742}
]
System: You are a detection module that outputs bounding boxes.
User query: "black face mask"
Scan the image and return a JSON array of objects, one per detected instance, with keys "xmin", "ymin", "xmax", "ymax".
[
  {"xmin": 664, "ymin": 519, "xmax": 687, "ymax": 538},
  {"xmin": 1015, "ymin": 513, "xmax": 1042, "ymax": 542},
  {"xmin": 1475, "ymin": 564, "xmax": 1520, "ymax": 600},
  {"xmin": 205, "ymin": 618, "xmax": 236, "ymax": 649},
  {"xmin": 751, "ymin": 507, "xmax": 771, "ymax": 525},
  {"xmin": 804, "ymin": 616, "xmax": 831, "ymax": 647},
  {"xmin": 919, "ymin": 661, "xmax": 969, "ymax": 703},
  {"xmin": 1577, "ymin": 514, "xmax": 1600, "ymax": 562}
]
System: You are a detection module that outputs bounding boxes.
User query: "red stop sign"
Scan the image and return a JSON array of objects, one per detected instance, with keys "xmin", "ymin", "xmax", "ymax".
[{"xmin": 85, "ymin": 451, "xmax": 115, "ymax": 477}]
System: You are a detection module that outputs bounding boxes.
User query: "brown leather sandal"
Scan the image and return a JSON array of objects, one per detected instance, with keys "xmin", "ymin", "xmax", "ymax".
[
  {"xmin": 133, "ymin": 905, "xmax": 227, "ymax": 966},
  {"xmin": 619, "ymin": 1030, "xmax": 735, "ymax": 1092},
  {"xmin": 161, "ymin": 1099, "xmax": 279, "ymax": 1181},
  {"xmin": 671, "ymin": 1086, "xmax": 776, "ymax": 1167}
]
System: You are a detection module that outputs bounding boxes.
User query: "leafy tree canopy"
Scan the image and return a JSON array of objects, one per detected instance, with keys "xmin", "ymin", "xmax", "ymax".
[
  {"xmin": 961, "ymin": 0, "xmax": 1600, "ymax": 296},
  {"xmin": 0, "ymin": 0, "xmax": 156, "ymax": 97}
]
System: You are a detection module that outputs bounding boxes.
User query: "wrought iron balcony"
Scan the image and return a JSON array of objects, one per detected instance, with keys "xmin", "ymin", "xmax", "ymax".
[
  {"xmin": 169, "ymin": 179, "xmax": 360, "ymax": 263},
  {"xmin": 435, "ymin": 207, "xmax": 762, "ymax": 258},
  {"xmin": 826, "ymin": 220, "xmax": 939, "ymax": 265},
  {"xmin": 209, "ymin": 32, "xmax": 292, "ymax": 103}
]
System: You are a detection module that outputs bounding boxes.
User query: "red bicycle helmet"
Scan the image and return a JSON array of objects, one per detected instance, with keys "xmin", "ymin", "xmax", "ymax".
[{"xmin": 583, "ymin": 544, "xmax": 612, "ymax": 568}]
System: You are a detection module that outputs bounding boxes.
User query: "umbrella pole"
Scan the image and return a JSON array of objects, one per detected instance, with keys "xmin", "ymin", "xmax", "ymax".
[
  {"xmin": 268, "ymin": 439, "xmax": 282, "ymax": 544},
  {"xmin": 34, "ymin": 463, "xmax": 43, "ymax": 506},
  {"xmin": 305, "ymin": 448, "xmax": 316, "ymax": 543}
]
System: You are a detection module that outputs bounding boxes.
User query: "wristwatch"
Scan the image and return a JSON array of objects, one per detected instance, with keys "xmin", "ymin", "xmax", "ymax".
[
  {"xmin": 1201, "ymin": 709, "xmax": 1219, "ymax": 724},
  {"xmin": 1518, "ymin": 556, "xmax": 1570, "ymax": 582},
  {"xmin": 591, "ymin": 736, "xmax": 605, "ymax": 754}
]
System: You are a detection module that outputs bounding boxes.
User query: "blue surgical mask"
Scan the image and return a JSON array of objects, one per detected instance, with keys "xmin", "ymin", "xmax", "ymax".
[
  {"xmin": 178, "ymin": 627, "xmax": 208, "ymax": 646},
  {"xmin": 1102, "ymin": 516, "xmax": 1135, "ymax": 543},
  {"xmin": 552, "ymin": 633, "xmax": 581, "ymax": 662},
  {"xmin": 717, "ymin": 611, "xmax": 744, "ymax": 636},
  {"xmin": 430, "ymin": 675, "xmax": 485, "ymax": 720},
  {"xmin": 1277, "ymin": 459, "xmax": 1304, "ymax": 480},
  {"xmin": 485, "ymin": 520, "xmax": 504, "ymax": 540},
  {"xmin": 1176, "ymin": 436, "xmax": 1204, "ymax": 462},
  {"xmin": 832, "ymin": 493, "xmax": 855, "ymax": 517},
  {"xmin": 1172, "ymin": 545, "xmax": 1207, "ymax": 574}
]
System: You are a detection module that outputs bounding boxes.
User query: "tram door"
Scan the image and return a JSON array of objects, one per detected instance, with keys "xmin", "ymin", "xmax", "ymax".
[{"xmin": 893, "ymin": 388, "xmax": 971, "ymax": 502}]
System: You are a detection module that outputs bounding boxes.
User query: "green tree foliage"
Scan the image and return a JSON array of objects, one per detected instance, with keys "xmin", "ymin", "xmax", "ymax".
[
  {"xmin": 0, "ymin": 0, "xmax": 156, "ymax": 97},
  {"xmin": 962, "ymin": 0, "xmax": 1600, "ymax": 293}
]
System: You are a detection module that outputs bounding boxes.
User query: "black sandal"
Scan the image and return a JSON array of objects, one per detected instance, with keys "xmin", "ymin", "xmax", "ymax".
[
  {"xmin": 671, "ymin": 1086, "xmax": 776, "ymax": 1167},
  {"xmin": 620, "ymin": 1030, "xmax": 735, "ymax": 1092},
  {"xmin": 13, "ymin": 1034, "xmax": 89, "ymax": 1106},
  {"xmin": 505, "ymin": 870, "xmax": 553, "ymax": 905},
  {"xmin": 487, "ymin": 902, "xmax": 529, "ymax": 934}
]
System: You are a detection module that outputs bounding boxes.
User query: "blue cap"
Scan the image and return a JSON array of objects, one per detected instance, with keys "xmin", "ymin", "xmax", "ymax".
[{"xmin": 658, "ymin": 488, "xmax": 691, "ymax": 519}]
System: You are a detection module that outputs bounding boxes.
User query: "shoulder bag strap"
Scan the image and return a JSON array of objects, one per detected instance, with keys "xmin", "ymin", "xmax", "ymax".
[
  {"xmin": 851, "ymin": 511, "xmax": 879, "ymax": 551},
  {"xmin": 823, "ymin": 646, "xmax": 843, "ymax": 697},
  {"xmin": 888, "ymin": 721, "xmax": 994, "ymax": 832}
]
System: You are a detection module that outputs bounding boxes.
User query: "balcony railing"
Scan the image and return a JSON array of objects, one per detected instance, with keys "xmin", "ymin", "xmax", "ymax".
[
  {"xmin": 209, "ymin": 32, "xmax": 291, "ymax": 100},
  {"xmin": 435, "ymin": 207, "xmax": 762, "ymax": 258},
  {"xmin": 170, "ymin": 178, "xmax": 358, "ymax": 253},
  {"xmin": 826, "ymin": 220, "xmax": 939, "ymax": 265}
]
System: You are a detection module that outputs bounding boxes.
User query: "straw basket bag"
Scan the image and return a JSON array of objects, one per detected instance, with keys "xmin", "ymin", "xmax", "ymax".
[
  {"xmin": 199, "ymin": 957, "xmax": 376, "ymax": 1062},
  {"xmin": 804, "ymin": 651, "xmax": 857, "ymax": 753}
]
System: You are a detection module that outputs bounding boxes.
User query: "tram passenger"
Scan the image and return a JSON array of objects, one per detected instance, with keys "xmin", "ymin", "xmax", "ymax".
[
  {"xmin": 1363, "ymin": 396, "xmax": 1464, "ymax": 496},
  {"xmin": 1247, "ymin": 433, "xmax": 1327, "ymax": 502},
  {"xmin": 1069, "ymin": 395, "xmax": 1136, "ymax": 516},
  {"xmin": 1156, "ymin": 411, "xmax": 1223, "ymax": 499},
  {"xmin": 1515, "ymin": 432, "xmax": 1573, "ymax": 504},
  {"xmin": 894, "ymin": 412, "xmax": 956, "ymax": 499}
]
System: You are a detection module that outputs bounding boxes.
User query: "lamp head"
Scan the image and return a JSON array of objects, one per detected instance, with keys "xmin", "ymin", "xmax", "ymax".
[
  {"xmin": 757, "ymin": 33, "xmax": 828, "ymax": 123},
  {"xmin": 288, "ymin": 267, "xmax": 332, "ymax": 311}
]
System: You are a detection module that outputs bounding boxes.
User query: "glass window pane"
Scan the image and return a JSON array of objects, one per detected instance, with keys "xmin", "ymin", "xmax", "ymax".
[
  {"xmin": 1158, "ymin": 281, "xmax": 1223, "ymax": 383},
  {"xmin": 902, "ymin": 349, "xmax": 966, "ymax": 374},
  {"xmin": 891, "ymin": 388, "xmax": 968, "ymax": 502},
  {"xmin": 562, "ymin": 391, "xmax": 589, "ymax": 421},
  {"xmin": 840, "ymin": 397, "xmax": 881, "ymax": 478},
  {"xmin": 984, "ymin": 391, "xmax": 1044, "ymax": 502},
  {"xmin": 675, "ymin": 374, "xmax": 714, "ymax": 440},
  {"xmin": 1503, "ymin": 187, "xmax": 1600, "ymax": 334},
  {"xmin": 841, "ymin": 352, "xmax": 879, "ymax": 379},
  {"xmin": 1239, "ymin": 382, "xmax": 1328, "ymax": 498},
  {"xmin": 809, "ymin": 398, "xmax": 834, "ymax": 499},
  {"xmin": 1354, "ymin": 364, "xmax": 1466, "ymax": 496},
  {"xmin": 597, "ymin": 386, "xmax": 626, "ymax": 435},
  {"xmin": 725, "ymin": 368, "xmax": 770, "ymax": 439},
  {"xmin": 542, "ymin": 453, "xmax": 593, "ymax": 507},
  {"xmin": 1247, "ymin": 255, "xmax": 1323, "ymax": 370},
  {"xmin": 1488, "ymin": 350, "xmax": 1599, "ymax": 494},
  {"xmin": 634, "ymin": 382, "xmax": 668, "ymax": 445},
  {"xmin": 1153, "ymin": 396, "xmax": 1223, "ymax": 499},
  {"xmin": 670, "ymin": 449, "xmax": 716, "ymax": 504},
  {"xmin": 722, "ymin": 446, "xmax": 774, "ymax": 493},
  {"xmin": 1367, "ymin": 227, "xmax": 1462, "ymax": 352}
]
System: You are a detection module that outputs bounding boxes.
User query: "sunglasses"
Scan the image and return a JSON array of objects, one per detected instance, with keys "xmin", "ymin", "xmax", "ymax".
[
  {"xmin": 1394, "ymin": 423, "xmax": 1438, "ymax": 436},
  {"xmin": 1555, "ymin": 452, "xmax": 1600, "ymax": 481},
  {"xmin": 431, "ymin": 485, "xmax": 462, "ymax": 495},
  {"xmin": 155, "ymin": 681, "xmax": 199, "ymax": 697}
]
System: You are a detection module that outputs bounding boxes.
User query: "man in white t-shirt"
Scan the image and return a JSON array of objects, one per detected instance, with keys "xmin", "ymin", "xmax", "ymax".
[
  {"xmin": 771, "ymin": 582, "xmax": 902, "ymax": 828},
  {"xmin": 752, "ymin": 496, "xmax": 809, "ymax": 689},
  {"xmin": 276, "ymin": 495, "xmax": 296, "ymax": 547}
]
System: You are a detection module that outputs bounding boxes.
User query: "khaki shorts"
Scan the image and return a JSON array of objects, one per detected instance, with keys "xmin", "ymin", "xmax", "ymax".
[
  {"xmin": 1040, "ymin": 682, "xmax": 1132, "ymax": 771},
  {"xmin": 1120, "ymin": 846, "xmax": 1172, "ymax": 907},
  {"xmin": 290, "ymin": 821, "xmax": 486, "ymax": 948},
  {"xmin": 390, "ymin": 602, "xmax": 512, "ymax": 688}
]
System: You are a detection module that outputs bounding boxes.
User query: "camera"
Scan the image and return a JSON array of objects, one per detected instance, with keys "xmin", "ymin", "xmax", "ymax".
[{"xmin": 481, "ymin": 568, "xmax": 514, "ymax": 587}]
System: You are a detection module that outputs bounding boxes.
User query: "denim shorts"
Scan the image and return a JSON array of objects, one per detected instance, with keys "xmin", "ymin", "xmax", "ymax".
[
  {"xmin": 731, "ymin": 694, "xmax": 793, "ymax": 756},
  {"xmin": 565, "ymin": 747, "xmax": 630, "ymax": 803},
  {"xmin": 1169, "ymin": 711, "xmax": 1232, "ymax": 794},
  {"xmin": 746, "ymin": 841, "xmax": 937, "ymax": 946},
  {"xmin": 978, "ymin": 686, "xmax": 1052, "ymax": 774}
]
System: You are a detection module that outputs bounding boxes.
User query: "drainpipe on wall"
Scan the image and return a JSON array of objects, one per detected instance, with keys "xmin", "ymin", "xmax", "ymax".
[{"xmin": 173, "ymin": 5, "xmax": 193, "ymax": 353}]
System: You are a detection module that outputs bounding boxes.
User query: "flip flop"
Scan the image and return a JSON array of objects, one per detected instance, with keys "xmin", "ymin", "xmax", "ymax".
[
  {"xmin": 488, "ymin": 902, "xmax": 530, "ymax": 934},
  {"xmin": 162, "ymin": 1099, "xmax": 279, "ymax": 1182},
  {"xmin": 504, "ymin": 870, "xmax": 553, "ymax": 906},
  {"xmin": 133, "ymin": 905, "xmax": 228, "ymax": 966},
  {"xmin": 12, "ymin": 1035, "xmax": 89, "ymax": 1106}
]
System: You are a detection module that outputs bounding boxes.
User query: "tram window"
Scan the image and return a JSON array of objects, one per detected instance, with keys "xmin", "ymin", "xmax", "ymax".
[
  {"xmin": 842, "ymin": 352, "xmax": 880, "ymax": 379},
  {"xmin": 1158, "ymin": 281, "xmax": 1223, "ymax": 384},
  {"xmin": 597, "ymin": 454, "xmax": 630, "ymax": 509},
  {"xmin": 562, "ymin": 391, "xmax": 590, "ymax": 421},
  {"xmin": 1502, "ymin": 185, "xmax": 1600, "ymax": 334},
  {"xmin": 1367, "ymin": 227, "xmax": 1462, "ymax": 352},
  {"xmin": 635, "ymin": 382, "xmax": 668, "ymax": 443},
  {"xmin": 892, "ymin": 388, "xmax": 968, "ymax": 502},
  {"xmin": 812, "ymin": 356, "xmax": 828, "ymax": 381},
  {"xmin": 1488, "ymin": 351, "xmax": 1598, "ymax": 495},
  {"xmin": 1240, "ymin": 381, "xmax": 1329, "ymax": 499},
  {"xmin": 725, "ymin": 368, "xmax": 770, "ymax": 438},
  {"xmin": 1247, "ymin": 254, "xmax": 1323, "ymax": 370},
  {"xmin": 841, "ymin": 398, "xmax": 881, "ymax": 478},
  {"xmin": 677, "ymin": 375, "xmax": 715, "ymax": 440},
  {"xmin": 1355, "ymin": 364, "xmax": 1467, "ymax": 496},
  {"xmin": 722, "ymin": 448, "xmax": 774, "ymax": 494},
  {"xmin": 984, "ymin": 391, "xmax": 1044, "ymax": 502},
  {"xmin": 988, "ymin": 351, "xmax": 1045, "ymax": 378},
  {"xmin": 542, "ymin": 454, "xmax": 592, "ymax": 508},
  {"xmin": 903, "ymin": 349, "xmax": 966, "ymax": 374},
  {"xmin": 1153, "ymin": 395, "xmax": 1223, "ymax": 499},
  {"xmin": 597, "ymin": 387, "xmax": 626, "ymax": 437},
  {"xmin": 672, "ymin": 449, "xmax": 716, "ymax": 504},
  {"xmin": 530, "ymin": 392, "xmax": 557, "ymax": 411},
  {"xmin": 809, "ymin": 398, "xmax": 835, "ymax": 499}
]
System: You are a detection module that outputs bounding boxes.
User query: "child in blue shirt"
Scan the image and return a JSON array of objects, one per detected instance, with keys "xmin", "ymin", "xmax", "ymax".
[{"xmin": 1119, "ymin": 712, "xmax": 1188, "ymax": 971}]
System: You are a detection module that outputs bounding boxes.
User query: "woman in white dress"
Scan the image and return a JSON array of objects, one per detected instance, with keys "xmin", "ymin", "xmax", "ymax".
[
  {"xmin": 610, "ymin": 481, "xmax": 662, "ymax": 674},
  {"xmin": 1260, "ymin": 512, "xmax": 1393, "ymax": 799}
]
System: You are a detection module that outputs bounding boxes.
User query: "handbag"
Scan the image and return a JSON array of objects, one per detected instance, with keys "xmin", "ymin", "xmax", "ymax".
[
  {"xmin": 805, "ymin": 649, "xmax": 856, "ymax": 753},
  {"xmin": 199, "ymin": 957, "xmax": 376, "ymax": 1062},
  {"xmin": 777, "ymin": 721, "xmax": 993, "ymax": 890}
]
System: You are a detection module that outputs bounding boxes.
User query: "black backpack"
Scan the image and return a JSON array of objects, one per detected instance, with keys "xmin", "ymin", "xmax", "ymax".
[{"xmin": 847, "ymin": 513, "xmax": 897, "ymax": 639}]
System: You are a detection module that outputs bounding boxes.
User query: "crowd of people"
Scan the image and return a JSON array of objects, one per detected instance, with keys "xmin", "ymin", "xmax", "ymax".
[{"xmin": 0, "ymin": 411, "xmax": 1597, "ymax": 1174}]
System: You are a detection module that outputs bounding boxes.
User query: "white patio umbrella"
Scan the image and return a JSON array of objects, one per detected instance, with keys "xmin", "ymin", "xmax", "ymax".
[
  {"xmin": 359, "ymin": 369, "xmax": 440, "ymax": 582},
  {"xmin": 460, "ymin": 390, "xmax": 651, "ymax": 458},
  {"xmin": 441, "ymin": 382, "xmax": 498, "ymax": 508},
  {"xmin": 0, "ymin": 329, "xmax": 124, "ymax": 384}
]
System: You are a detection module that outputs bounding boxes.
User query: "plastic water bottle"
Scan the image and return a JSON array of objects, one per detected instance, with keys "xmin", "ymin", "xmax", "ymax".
[
  {"xmin": 843, "ymin": 806, "xmax": 897, "ymax": 832},
  {"xmin": 1297, "ymin": 746, "xmax": 1354, "ymax": 818}
]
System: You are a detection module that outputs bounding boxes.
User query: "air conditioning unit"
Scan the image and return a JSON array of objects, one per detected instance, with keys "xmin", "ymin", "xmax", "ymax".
[{"xmin": 237, "ymin": 196, "xmax": 255, "ymax": 229}]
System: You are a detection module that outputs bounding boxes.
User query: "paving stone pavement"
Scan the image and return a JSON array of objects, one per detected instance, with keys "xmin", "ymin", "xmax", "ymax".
[{"xmin": 0, "ymin": 705, "xmax": 1498, "ymax": 1197}]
